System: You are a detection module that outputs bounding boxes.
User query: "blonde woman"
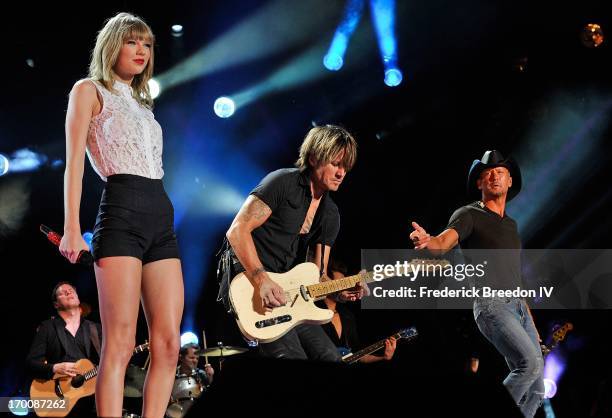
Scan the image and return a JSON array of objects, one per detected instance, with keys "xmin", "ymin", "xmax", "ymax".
[{"xmin": 59, "ymin": 13, "xmax": 183, "ymax": 417}]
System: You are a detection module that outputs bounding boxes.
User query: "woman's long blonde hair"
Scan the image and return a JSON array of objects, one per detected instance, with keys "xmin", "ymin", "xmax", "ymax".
[{"xmin": 88, "ymin": 12, "xmax": 155, "ymax": 108}]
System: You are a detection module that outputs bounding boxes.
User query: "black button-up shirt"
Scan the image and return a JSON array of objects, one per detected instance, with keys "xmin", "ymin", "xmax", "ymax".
[
  {"xmin": 60, "ymin": 318, "xmax": 89, "ymax": 362},
  {"xmin": 250, "ymin": 168, "xmax": 340, "ymax": 273}
]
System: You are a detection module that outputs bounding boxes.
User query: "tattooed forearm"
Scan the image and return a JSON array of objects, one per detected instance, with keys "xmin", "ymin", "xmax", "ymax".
[{"xmin": 239, "ymin": 196, "xmax": 272, "ymax": 223}]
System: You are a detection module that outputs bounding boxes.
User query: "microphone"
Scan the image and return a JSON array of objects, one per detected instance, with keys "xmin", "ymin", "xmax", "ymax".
[{"xmin": 40, "ymin": 224, "xmax": 94, "ymax": 266}]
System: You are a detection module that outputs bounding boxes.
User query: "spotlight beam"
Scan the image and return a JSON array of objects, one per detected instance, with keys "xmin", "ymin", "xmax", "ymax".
[
  {"xmin": 324, "ymin": 0, "xmax": 365, "ymax": 71},
  {"xmin": 370, "ymin": 0, "xmax": 403, "ymax": 86},
  {"xmin": 157, "ymin": 0, "xmax": 341, "ymax": 92},
  {"xmin": 510, "ymin": 95, "xmax": 612, "ymax": 242},
  {"xmin": 231, "ymin": 43, "xmax": 330, "ymax": 109}
]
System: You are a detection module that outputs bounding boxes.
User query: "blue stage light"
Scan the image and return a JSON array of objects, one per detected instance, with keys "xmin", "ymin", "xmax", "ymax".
[
  {"xmin": 82, "ymin": 232, "xmax": 93, "ymax": 252},
  {"xmin": 50, "ymin": 159, "xmax": 64, "ymax": 169},
  {"xmin": 384, "ymin": 68, "xmax": 403, "ymax": 86},
  {"xmin": 323, "ymin": 0, "xmax": 364, "ymax": 72},
  {"xmin": 0, "ymin": 154, "xmax": 9, "ymax": 176},
  {"xmin": 214, "ymin": 97, "xmax": 236, "ymax": 118},
  {"xmin": 8, "ymin": 397, "xmax": 29, "ymax": 416},
  {"xmin": 7, "ymin": 149, "xmax": 47, "ymax": 173},
  {"xmin": 371, "ymin": 0, "xmax": 404, "ymax": 87},
  {"xmin": 180, "ymin": 332, "xmax": 199, "ymax": 347},
  {"xmin": 323, "ymin": 53, "xmax": 344, "ymax": 71}
]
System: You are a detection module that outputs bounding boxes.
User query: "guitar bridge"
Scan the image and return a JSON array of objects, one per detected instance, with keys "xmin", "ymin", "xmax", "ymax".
[{"xmin": 255, "ymin": 315, "xmax": 292, "ymax": 328}]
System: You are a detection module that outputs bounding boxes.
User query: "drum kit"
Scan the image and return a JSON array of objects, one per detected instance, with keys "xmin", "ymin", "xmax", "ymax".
[{"xmin": 122, "ymin": 343, "xmax": 248, "ymax": 418}]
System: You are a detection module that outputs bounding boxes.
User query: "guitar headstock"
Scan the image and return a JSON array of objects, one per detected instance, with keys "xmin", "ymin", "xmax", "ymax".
[
  {"xmin": 134, "ymin": 341, "xmax": 150, "ymax": 353},
  {"xmin": 397, "ymin": 326, "xmax": 418, "ymax": 340},
  {"xmin": 552, "ymin": 323, "xmax": 573, "ymax": 345}
]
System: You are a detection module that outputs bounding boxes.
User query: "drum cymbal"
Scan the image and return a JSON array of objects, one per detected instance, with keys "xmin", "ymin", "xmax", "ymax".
[
  {"xmin": 124, "ymin": 364, "xmax": 146, "ymax": 397},
  {"xmin": 199, "ymin": 345, "xmax": 247, "ymax": 356}
]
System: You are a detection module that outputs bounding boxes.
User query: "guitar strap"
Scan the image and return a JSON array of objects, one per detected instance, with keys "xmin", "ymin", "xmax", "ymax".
[
  {"xmin": 89, "ymin": 322, "xmax": 101, "ymax": 357},
  {"xmin": 320, "ymin": 238, "xmax": 325, "ymax": 278},
  {"xmin": 319, "ymin": 216, "xmax": 326, "ymax": 278},
  {"xmin": 216, "ymin": 237, "xmax": 242, "ymax": 314}
]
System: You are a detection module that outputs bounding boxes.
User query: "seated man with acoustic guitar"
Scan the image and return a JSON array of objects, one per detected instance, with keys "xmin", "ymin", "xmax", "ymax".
[
  {"xmin": 219, "ymin": 124, "xmax": 364, "ymax": 361},
  {"xmin": 26, "ymin": 281, "xmax": 102, "ymax": 417}
]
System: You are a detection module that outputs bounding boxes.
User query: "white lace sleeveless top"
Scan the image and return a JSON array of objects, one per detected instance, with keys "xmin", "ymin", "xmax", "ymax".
[{"xmin": 86, "ymin": 79, "xmax": 164, "ymax": 181}]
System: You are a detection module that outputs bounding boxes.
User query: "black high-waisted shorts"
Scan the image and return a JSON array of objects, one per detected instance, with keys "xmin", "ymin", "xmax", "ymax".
[{"xmin": 92, "ymin": 174, "xmax": 180, "ymax": 264}]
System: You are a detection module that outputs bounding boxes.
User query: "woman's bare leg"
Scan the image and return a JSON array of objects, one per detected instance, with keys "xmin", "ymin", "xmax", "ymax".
[
  {"xmin": 140, "ymin": 258, "xmax": 184, "ymax": 417},
  {"xmin": 94, "ymin": 256, "xmax": 142, "ymax": 417}
]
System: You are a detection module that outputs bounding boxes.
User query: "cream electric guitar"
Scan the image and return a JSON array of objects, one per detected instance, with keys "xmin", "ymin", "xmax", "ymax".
[
  {"xmin": 229, "ymin": 259, "xmax": 447, "ymax": 343},
  {"xmin": 30, "ymin": 342, "xmax": 149, "ymax": 417}
]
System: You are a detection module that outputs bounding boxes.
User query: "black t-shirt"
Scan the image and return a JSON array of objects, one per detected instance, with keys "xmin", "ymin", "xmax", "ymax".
[
  {"xmin": 249, "ymin": 168, "xmax": 340, "ymax": 273},
  {"xmin": 446, "ymin": 201, "xmax": 522, "ymax": 290}
]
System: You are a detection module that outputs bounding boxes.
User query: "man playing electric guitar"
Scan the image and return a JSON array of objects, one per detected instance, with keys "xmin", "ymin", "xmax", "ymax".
[
  {"xmin": 219, "ymin": 125, "xmax": 364, "ymax": 361},
  {"xmin": 26, "ymin": 281, "xmax": 102, "ymax": 417}
]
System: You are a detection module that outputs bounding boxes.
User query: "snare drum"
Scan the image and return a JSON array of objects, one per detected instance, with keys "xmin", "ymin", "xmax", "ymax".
[
  {"xmin": 165, "ymin": 399, "xmax": 194, "ymax": 418},
  {"xmin": 171, "ymin": 371, "xmax": 203, "ymax": 400},
  {"xmin": 165, "ymin": 371, "xmax": 203, "ymax": 418}
]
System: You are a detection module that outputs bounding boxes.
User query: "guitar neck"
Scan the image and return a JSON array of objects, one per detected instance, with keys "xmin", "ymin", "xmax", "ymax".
[
  {"xmin": 84, "ymin": 342, "xmax": 148, "ymax": 382},
  {"xmin": 307, "ymin": 272, "xmax": 375, "ymax": 299},
  {"xmin": 306, "ymin": 259, "xmax": 449, "ymax": 299},
  {"xmin": 343, "ymin": 331, "xmax": 403, "ymax": 364}
]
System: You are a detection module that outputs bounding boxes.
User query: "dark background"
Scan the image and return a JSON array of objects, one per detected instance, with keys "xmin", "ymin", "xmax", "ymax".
[{"xmin": 1, "ymin": 1, "xmax": 611, "ymax": 416}]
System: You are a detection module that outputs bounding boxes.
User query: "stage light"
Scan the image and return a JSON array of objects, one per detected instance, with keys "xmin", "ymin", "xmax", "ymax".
[
  {"xmin": 581, "ymin": 23, "xmax": 604, "ymax": 48},
  {"xmin": 82, "ymin": 232, "xmax": 93, "ymax": 252},
  {"xmin": 171, "ymin": 24, "xmax": 184, "ymax": 38},
  {"xmin": 542, "ymin": 399, "xmax": 557, "ymax": 418},
  {"xmin": 26, "ymin": 59, "xmax": 35, "ymax": 68},
  {"xmin": 543, "ymin": 378, "xmax": 558, "ymax": 398},
  {"xmin": 510, "ymin": 95, "xmax": 612, "ymax": 242},
  {"xmin": 156, "ymin": 1, "xmax": 340, "ymax": 92},
  {"xmin": 323, "ymin": 0, "xmax": 364, "ymax": 72},
  {"xmin": 371, "ymin": 0, "xmax": 403, "ymax": 87},
  {"xmin": 8, "ymin": 149, "xmax": 47, "ymax": 173},
  {"xmin": 214, "ymin": 97, "xmax": 236, "ymax": 118},
  {"xmin": 149, "ymin": 78, "xmax": 161, "ymax": 99},
  {"xmin": 180, "ymin": 332, "xmax": 199, "ymax": 347},
  {"xmin": 323, "ymin": 53, "xmax": 344, "ymax": 71},
  {"xmin": 8, "ymin": 398, "xmax": 29, "ymax": 416},
  {"xmin": 0, "ymin": 154, "xmax": 9, "ymax": 176},
  {"xmin": 384, "ymin": 68, "xmax": 403, "ymax": 86},
  {"xmin": 50, "ymin": 159, "xmax": 64, "ymax": 169},
  {"xmin": 543, "ymin": 352, "xmax": 565, "ymax": 382}
]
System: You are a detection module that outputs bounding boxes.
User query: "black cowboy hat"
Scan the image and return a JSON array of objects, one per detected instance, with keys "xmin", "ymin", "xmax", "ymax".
[{"xmin": 467, "ymin": 150, "xmax": 522, "ymax": 201}]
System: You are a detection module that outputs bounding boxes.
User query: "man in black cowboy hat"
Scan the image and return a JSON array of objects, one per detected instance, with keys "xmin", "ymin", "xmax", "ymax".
[{"xmin": 409, "ymin": 150, "xmax": 544, "ymax": 418}]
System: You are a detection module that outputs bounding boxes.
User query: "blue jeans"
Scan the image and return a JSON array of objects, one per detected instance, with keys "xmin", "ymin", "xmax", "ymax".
[
  {"xmin": 474, "ymin": 297, "xmax": 545, "ymax": 418},
  {"xmin": 258, "ymin": 324, "xmax": 342, "ymax": 361}
]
